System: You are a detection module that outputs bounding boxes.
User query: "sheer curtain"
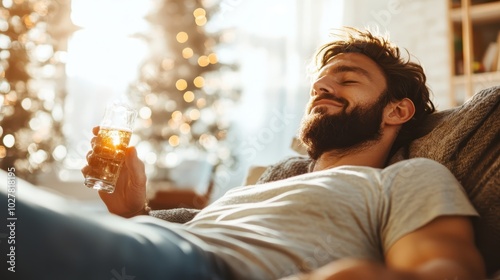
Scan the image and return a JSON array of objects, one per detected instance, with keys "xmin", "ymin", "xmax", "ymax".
[{"xmin": 207, "ymin": 0, "xmax": 345, "ymax": 196}]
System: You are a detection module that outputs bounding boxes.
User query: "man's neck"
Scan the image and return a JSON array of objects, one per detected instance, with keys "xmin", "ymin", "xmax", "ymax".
[{"xmin": 312, "ymin": 139, "xmax": 392, "ymax": 171}]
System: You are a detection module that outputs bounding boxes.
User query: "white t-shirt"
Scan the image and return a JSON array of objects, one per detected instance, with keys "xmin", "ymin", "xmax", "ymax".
[{"xmin": 171, "ymin": 158, "xmax": 478, "ymax": 279}]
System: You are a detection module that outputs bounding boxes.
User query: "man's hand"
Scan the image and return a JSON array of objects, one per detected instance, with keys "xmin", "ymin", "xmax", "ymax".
[{"xmin": 82, "ymin": 127, "xmax": 148, "ymax": 218}]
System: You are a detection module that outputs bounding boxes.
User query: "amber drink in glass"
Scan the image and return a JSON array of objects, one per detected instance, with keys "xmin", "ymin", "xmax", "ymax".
[{"xmin": 84, "ymin": 103, "xmax": 137, "ymax": 193}]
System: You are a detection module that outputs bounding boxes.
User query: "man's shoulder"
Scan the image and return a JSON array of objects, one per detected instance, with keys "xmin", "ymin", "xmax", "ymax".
[
  {"xmin": 385, "ymin": 157, "xmax": 450, "ymax": 174},
  {"xmin": 382, "ymin": 158, "xmax": 459, "ymax": 191}
]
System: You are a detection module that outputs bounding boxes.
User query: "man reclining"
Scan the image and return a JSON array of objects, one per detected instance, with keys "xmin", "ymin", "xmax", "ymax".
[{"xmin": 17, "ymin": 27, "xmax": 485, "ymax": 279}]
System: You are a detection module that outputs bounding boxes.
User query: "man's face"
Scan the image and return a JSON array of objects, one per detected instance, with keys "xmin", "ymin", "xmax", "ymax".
[{"xmin": 299, "ymin": 53, "xmax": 388, "ymax": 159}]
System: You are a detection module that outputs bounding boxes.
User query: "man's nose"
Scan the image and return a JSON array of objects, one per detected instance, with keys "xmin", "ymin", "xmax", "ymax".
[{"xmin": 312, "ymin": 77, "xmax": 334, "ymax": 96}]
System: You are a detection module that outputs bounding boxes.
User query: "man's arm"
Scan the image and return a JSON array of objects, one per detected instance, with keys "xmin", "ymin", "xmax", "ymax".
[
  {"xmin": 384, "ymin": 215, "xmax": 485, "ymax": 279},
  {"xmin": 287, "ymin": 215, "xmax": 485, "ymax": 280}
]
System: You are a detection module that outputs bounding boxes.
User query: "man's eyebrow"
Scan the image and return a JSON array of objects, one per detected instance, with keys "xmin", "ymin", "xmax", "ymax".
[{"xmin": 328, "ymin": 65, "xmax": 373, "ymax": 81}]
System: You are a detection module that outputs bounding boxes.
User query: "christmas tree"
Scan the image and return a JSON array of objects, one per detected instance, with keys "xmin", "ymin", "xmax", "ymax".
[
  {"xmin": 0, "ymin": 0, "xmax": 75, "ymax": 182},
  {"xmin": 128, "ymin": 0, "xmax": 239, "ymax": 194}
]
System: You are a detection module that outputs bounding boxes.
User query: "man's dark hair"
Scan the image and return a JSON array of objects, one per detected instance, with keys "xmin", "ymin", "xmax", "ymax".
[{"xmin": 312, "ymin": 27, "xmax": 436, "ymax": 154}]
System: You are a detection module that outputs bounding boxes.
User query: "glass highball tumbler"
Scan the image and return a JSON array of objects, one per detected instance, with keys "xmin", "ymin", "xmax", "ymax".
[{"xmin": 84, "ymin": 103, "xmax": 137, "ymax": 193}]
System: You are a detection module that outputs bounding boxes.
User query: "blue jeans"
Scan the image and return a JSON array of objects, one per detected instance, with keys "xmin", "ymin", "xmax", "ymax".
[{"xmin": 1, "ymin": 185, "xmax": 232, "ymax": 280}]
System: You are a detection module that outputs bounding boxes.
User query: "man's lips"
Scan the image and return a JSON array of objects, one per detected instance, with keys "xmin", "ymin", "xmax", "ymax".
[{"xmin": 311, "ymin": 99, "xmax": 344, "ymax": 109}]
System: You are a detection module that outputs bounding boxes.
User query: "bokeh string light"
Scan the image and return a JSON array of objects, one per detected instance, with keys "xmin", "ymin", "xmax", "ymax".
[
  {"xmin": 0, "ymin": 0, "xmax": 240, "ymax": 186},
  {"xmin": 0, "ymin": 0, "xmax": 75, "ymax": 182},
  {"xmin": 128, "ymin": 0, "xmax": 240, "ymax": 186}
]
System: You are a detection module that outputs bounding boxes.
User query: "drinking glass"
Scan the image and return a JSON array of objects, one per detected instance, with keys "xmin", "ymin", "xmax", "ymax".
[{"xmin": 84, "ymin": 103, "xmax": 137, "ymax": 193}]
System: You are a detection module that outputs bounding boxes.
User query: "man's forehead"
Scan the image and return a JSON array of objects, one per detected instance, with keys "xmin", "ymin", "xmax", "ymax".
[
  {"xmin": 319, "ymin": 53, "xmax": 385, "ymax": 80},
  {"xmin": 323, "ymin": 52, "xmax": 374, "ymax": 69}
]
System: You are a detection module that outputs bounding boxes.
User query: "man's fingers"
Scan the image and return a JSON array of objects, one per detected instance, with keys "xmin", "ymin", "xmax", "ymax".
[
  {"xmin": 86, "ymin": 150, "xmax": 92, "ymax": 162},
  {"xmin": 82, "ymin": 127, "xmax": 99, "ymax": 180},
  {"xmin": 90, "ymin": 136, "xmax": 98, "ymax": 148},
  {"xmin": 124, "ymin": 147, "xmax": 146, "ymax": 190},
  {"xmin": 81, "ymin": 165, "xmax": 90, "ymax": 177},
  {"xmin": 92, "ymin": 126, "xmax": 100, "ymax": 136}
]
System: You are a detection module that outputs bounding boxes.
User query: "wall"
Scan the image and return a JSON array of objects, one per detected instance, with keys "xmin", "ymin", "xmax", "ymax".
[{"xmin": 343, "ymin": 0, "xmax": 453, "ymax": 109}]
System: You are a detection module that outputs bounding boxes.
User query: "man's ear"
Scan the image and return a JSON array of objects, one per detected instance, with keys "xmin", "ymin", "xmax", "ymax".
[{"xmin": 384, "ymin": 98, "xmax": 415, "ymax": 125}]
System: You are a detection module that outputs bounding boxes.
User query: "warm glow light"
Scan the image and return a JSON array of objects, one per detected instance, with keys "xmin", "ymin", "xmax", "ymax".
[
  {"xmin": 29, "ymin": 117, "xmax": 41, "ymax": 130},
  {"xmin": 208, "ymin": 53, "xmax": 218, "ymax": 64},
  {"xmin": 67, "ymin": 31, "xmax": 147, "ymax": 85},
  {"xmin": 176, "ymin": 31, "xmax": 188, "ymax": 43},
  {"xmin": 183, "ymin": 91, "xmax": 195, "ymax": 102},
  {"xmin": 67, "ymin": 0, "xmax": 150, "ymax": 92},
  {"xmin": 23, "ymin": 14, "xmax": 35, "ymax": 28},
  {"xmin": 179, "ymin": 123, "xmax": 191, "ymax": 134},
  {"xmin": 182, "ymin": 47, "xmax": 193, "ymax": 59},
  {"xmin": 21, "ymin": 98, "xmax": 31, "ymax": 110},
  {"xmin": 0, "ymin": 146, "xmax": 6, "ymax": 158},
  {"xmin": 52, "ymin": 145, "xmax": 67, "ymax": 161},
  {"xmin": 139, "ymin": 106, "xmax": 152, "ymax": 119},
  {"xmin": 193, "ymin": 76, "xmax": 204, "ymax": 88},
  {"xmin": 111, "ymin": 132, "xmax": 120, "ymax": 146},
  {"xmin": 34, "ymin": 44, "xmax": 54, "ymax": 63},
  {"xmin": 171, "ymin": 110, "xmax": 183, "ymax": 121},
  {"xmin": 197, "ymin": 55, "xmax": 210, "ymax": 67},
  {"xmin": 3, "ymin": 134, "xmax": 14, "ymax": 148},
  {"xmin": 0, "ymin": 37, "xmax": 9, "ymax": 53},
  {"xmin": 195, "ymin": 16, "xmax": 207, "ymax": 26},
  {"xmin": 0, "ymin": 80, "xmax": 9, "ymax": 93},
  {"xmin": 175, "ymin": 79, "xmax": 188, "ymax": 91},
  {"xmin": 168, "ymin": 135, "xmax": 180, "ymax": 146},
  {"xmin": 2, "ymin": 0, "xmax": 12, "ymax": 9},
  {"xmin": 193, "ymin": 8, "xmax": 206, "ymax": 17}
]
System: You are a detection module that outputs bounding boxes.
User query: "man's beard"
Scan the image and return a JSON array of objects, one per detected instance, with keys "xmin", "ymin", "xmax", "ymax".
[{"xmin": 298, "ymin": 94, "xmax": 387, "ymax": 160}]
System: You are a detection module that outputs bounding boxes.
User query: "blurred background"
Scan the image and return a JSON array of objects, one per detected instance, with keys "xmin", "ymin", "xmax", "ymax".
[{"xmin": 1, "ymin": 0, "xmax": 499, "ymax": 206}]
